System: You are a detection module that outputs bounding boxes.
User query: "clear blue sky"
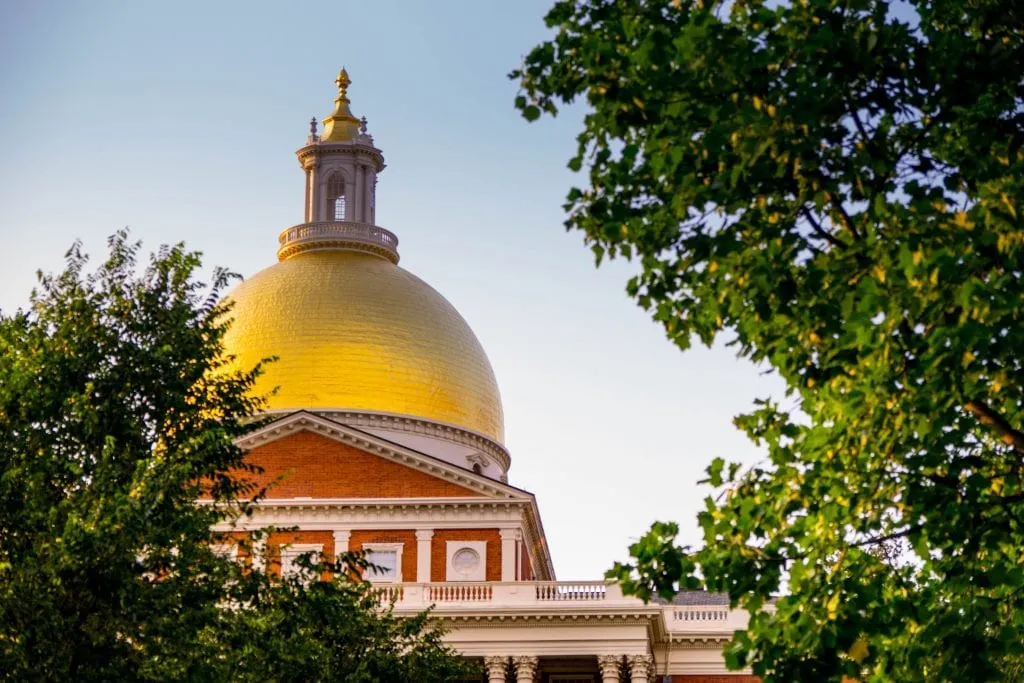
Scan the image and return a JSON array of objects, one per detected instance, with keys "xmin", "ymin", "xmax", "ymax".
[{"xmin": 0, "ymin": 0, "xmax": 782, "ymax": 579}]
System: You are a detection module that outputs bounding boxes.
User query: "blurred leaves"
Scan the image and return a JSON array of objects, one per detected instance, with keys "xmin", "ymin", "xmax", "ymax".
[{"xmin": 517, "ymin": 0, "xmax": 1024, "ymax": 680}]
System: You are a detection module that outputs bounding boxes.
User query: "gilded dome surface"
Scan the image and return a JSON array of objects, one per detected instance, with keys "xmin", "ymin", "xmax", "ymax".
[{"xmin": 222, "ymin": 250, "xmax": 505, "ymax": 443}]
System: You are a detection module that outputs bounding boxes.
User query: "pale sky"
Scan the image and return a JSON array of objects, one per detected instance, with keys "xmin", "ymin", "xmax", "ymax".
[{"xmin": 0, "ymin": 0, "xmax": 782, "ymax": 579}]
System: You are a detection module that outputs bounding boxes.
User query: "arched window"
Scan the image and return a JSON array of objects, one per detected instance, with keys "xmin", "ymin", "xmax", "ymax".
[{"xmin": 327, "ymin": 174, "xmax": 346, "ymax": 221}]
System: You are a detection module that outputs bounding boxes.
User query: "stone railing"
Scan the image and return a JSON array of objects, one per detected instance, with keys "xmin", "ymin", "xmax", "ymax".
[
  {"xmin": 276, "ymin": 221, "xmax": 400, "ymax": 263},
  {"xmin": 667, "ymin": 605, "xmax": 748, "ymax": 632},
  {"xmin": 370, "ymin": 581, "xmax": 747, "ymax": 636},
  {"xmin": 377, "ymin": 581, "xmax": 630, "ymax": 610}
]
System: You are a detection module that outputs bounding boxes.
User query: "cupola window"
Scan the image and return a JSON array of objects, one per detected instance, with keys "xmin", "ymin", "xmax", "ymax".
[{"xmin": 327, "ymin": 174, "xmax": 346, "ymax": 221}]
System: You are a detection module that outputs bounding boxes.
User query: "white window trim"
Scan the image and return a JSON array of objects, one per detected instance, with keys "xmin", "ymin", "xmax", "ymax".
[
  {"xmin": 362, "ymin": 542, "xmax": 404, "ymax": 583},
  {"xmin": 446, "ymin": 540, "xmax": 487, "ymax": 582},
  {"xmin": 279, "ymin": 542, "xmax": 323, "ymax": 579},
  {"xmin": 211, "ymin": 543, "xmax": 238, "ymax": 562}
]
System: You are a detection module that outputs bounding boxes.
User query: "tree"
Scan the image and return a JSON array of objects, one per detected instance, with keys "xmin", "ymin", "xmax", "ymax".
[
  {"xmin": 513, "ymin": 1, "xmax": 1024, "ymax": 680},
  {"xmin": 0, "ymin": 232, "xmax": 468, "ymax": 682}
]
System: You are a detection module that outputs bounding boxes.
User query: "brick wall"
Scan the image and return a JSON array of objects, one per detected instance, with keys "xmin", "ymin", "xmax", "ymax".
[
  {"xmin": 519, "ymin": 540, "xmax": 533, "ymax": 580},
  {"xmin": 243, "ymin": 431, "xmax": 483, "ymax": 498},
  {"xmin": 430, "ymin": 528, "xmax": 502, "ymax": 582}
]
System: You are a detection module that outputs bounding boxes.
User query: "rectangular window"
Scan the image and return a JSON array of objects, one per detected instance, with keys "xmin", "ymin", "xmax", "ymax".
[
  {"xmin": 279, "ymin": 543, "xmax": 323, "ymax": 581},
  {"xmin": 362, "ymin": 542, "xmax": 404, "ymax": 582}
]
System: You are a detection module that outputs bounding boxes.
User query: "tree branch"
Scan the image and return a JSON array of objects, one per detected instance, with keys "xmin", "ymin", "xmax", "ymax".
[
  {"xmin": 965, "ymin": 399, "xmax": 1024, "ymax": 453},
  {"xmin": 801, "ymin": 208, "xmax": 847, "ymax": 249}
]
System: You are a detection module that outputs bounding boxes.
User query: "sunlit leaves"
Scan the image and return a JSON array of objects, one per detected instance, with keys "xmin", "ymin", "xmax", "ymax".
[{"xmin": 516, "ymin": 0, "xmax": 1024, "ymax": 679}]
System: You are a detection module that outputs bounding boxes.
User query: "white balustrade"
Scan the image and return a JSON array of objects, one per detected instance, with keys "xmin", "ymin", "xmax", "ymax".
[
  {"xmin": 426, "ymin": 582, "xmax": 493, "ymax": 602},
  {"xmin": 365, "ymin": 581, "xmax": 744, "ymax": 634},
  {"xmin": 276, "ymin": 221, "xmax": 400, "ymax": 262},
  {"xmin": 672, "ymin": 608, "xmax": 728, "ymax": 622},
  {"xmin": 535, "ymin": 581, "xmax": 607, "ymax": 601},
  {"xmin": 371, "ymin": 584, "xmax": 404, "ymax": 603}
]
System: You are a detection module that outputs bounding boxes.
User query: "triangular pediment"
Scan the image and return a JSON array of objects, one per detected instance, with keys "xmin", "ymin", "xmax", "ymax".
[{"xmin": 236, "ymin": 412, "xmax": 530, "ymax": 501}]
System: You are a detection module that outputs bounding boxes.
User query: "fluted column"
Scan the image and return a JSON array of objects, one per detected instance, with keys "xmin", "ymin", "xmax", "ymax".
[
  {"xmin": 597, "ymin": 655, "xmax": 622, "ymax": 683},
  {"xmin": 512, "ymin": 655, "xmax": 539, "ymax": 682},
  {"xmin": 627, "ymin": 654, "xmax": 655, "ymax": 683},
  {"xmin": 483, "ymin": 656, "xmax": 508, "ymax": 683}
]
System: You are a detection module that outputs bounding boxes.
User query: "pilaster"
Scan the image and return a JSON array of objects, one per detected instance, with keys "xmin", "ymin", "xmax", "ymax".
[
  {"xmin": 415, "ymin": 528, "xmax": 434, "ymax": 582},
  {"xmin": 332, "ymin": 529, "xmax": 351, "ymax": 556},
  {"xmin": 499, "ymin": 528, "xmax": 520, "ymax": 581}
]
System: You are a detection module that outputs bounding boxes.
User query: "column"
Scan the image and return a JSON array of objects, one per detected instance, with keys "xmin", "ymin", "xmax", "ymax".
[
  {"xmin": 512, "ymin": 655, "xmax": 538, "ymax": 682},
  {"xmin": 307, "ymin": 163, "xmax": 319, "ymax": 221},
  {"xmin": 332, "ymin": 530, "xmax": 351, "ymax": 559},
  {"xmin": 597, "ymin": 655, "xmax": 622, "ymax": 683},
  {"xmin": 415, "ymin": 529, "xmax": 434, "ymax": 582},
  {"xmin": 251, "ymin": 537, "xmax": 267, "ymax": 572},
  {"xmin": 483, "ymin": 656, "xmax": 508, "ymax": 683},
  {"xmin": 627, "ymin": 654, "xmax": 655, "ymax": 683},
  {"xmin": 353, "ymin": 162, "xmax": 364, "ymax": 222},
  {"xmin": 499, "ymin": 528, "xmax": 519, "ymax": 582}
]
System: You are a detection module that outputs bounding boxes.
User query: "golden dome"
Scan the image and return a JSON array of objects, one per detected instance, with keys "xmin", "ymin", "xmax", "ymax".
[{"xmin": 222, "ymin": 249, "xmax": 505, "ymax": 443}]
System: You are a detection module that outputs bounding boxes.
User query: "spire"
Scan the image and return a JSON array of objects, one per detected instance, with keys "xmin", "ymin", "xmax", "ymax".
[{"xmin": 321, "ymin": 67, "xmax": 361, "ymax": 142}]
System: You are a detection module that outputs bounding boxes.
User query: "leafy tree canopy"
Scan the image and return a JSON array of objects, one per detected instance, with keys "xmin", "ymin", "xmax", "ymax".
[
  {"xmin": 514, "ymin": 0, "xmax": 1024, "ymax": 680},
  {"xmin": 0, "ymin": 232, "xmax": 467, "ymax": 682}
]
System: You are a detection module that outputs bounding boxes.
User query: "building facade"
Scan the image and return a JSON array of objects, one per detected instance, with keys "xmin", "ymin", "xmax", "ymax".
[{"xmin": 215, "ymin": 70, "xmax": 753, "ymax": 683}]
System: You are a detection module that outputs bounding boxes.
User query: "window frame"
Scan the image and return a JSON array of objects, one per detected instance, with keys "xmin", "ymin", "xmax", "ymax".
[
  {"xmin": 445, "ymin": 540, "xmax": 488, "ymax": 582},
  {"xmin": 278, "ymin": 542, "xmax": 324, "ymax": 580},
  {"xmin": 361, "ymin": 542, "xmax": 404, "ymax": 583}
]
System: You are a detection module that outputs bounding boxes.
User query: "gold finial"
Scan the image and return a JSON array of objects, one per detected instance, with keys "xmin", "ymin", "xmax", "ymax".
[
  {"xmin": 321, "ymin": 67, "xmax": 360, "ymax": 142},
  {"xmin": 335, "ymin": 67, "xmax": 351, "ymax": 94}
]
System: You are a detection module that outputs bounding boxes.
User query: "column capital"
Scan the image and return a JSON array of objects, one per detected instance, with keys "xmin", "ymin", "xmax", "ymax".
[
  {"xmin": 483, "ymin": 655, "xmax": 509, "ymax": 683},
  {"xmin": 512, "ymin": 655, "xmax": 539, "ymax": 682},
  {"xmin": 332, "ymin": 529, "xmax": 351, "ymax": 546},
  {"xmin": 627, "ymin": 654, "xmax": 655, "ymax": 683},
  {"xmin": 499, "ymin": 527, "xmax": 522, "ymax": 541},
  {"xmin": 597, "ymin": 655, "xmax": 622, "ymax": 683},
  {"xmin": 415, "ymin": 528, "xmax": 435, "ymax": 541}
]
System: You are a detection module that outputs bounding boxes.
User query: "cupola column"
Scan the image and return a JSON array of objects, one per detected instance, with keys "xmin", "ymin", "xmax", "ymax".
[{"xmin": 354, "ymin": 161, "xmax": 365, "ymax": 223}]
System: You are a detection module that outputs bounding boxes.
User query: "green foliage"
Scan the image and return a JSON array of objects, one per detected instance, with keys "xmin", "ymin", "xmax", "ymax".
[
  {"xmin": 0, "ymin": 232, "xmax": 467, "ymax": 681},
  {"xmin": 514, "ymin": 1, "xmax": 1024, "ymax": 680}
]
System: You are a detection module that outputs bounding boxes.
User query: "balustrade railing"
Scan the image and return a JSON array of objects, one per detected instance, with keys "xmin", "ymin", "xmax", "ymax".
[
  {"xmin": 364, "ymin": 581, "xmax": 742, "ymax": 633},
  {"xmin": 535, "ymin": 581, "xmax": 607, "ymax": 601},
  {"xmin": 276, "ymin": 221, "xmax": 399, "ymax": 262},
  {"xmin": 672, "ymin": 608, "xmax": 728, "ymax": 622},
  {"xmin": 425, "ymin": 583, "xmax": 492, "ymax": 602}
]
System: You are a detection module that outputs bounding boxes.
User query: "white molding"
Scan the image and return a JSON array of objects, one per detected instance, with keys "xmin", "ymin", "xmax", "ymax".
[{"xmin": 446, "ymin": 540, "xmax": 487, "ymax": 582}]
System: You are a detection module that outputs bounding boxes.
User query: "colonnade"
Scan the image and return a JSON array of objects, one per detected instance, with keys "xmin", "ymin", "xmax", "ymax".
[{"xmin": 482, "ymin": 654, "xmax": 656, "ymax": 682}]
